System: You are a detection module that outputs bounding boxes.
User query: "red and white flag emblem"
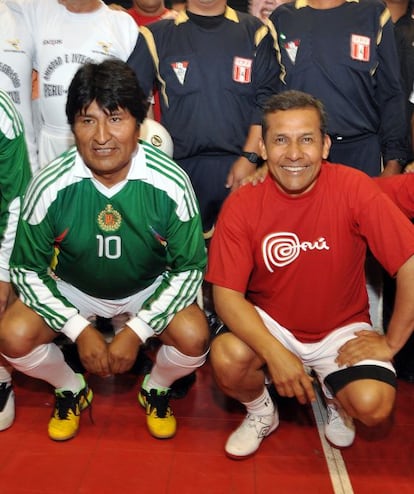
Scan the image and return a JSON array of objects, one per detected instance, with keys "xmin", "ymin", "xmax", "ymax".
[
  {"xmin": 284, "ymin": 40, "xmax": 300, "ymax": 64},
  {"xmin": 233, "ymin": 57, "xmax": 252, "ymax": 83},
  {"xmin": 171, "ymin": 61, "xmax": 189, "ymax": 85},
  {"xmin": 350, "ymin": 34, "xmax": 370, "ymax": 62}
]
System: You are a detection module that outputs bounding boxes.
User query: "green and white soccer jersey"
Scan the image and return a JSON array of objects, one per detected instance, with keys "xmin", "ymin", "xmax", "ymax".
[
  {"xmin": 0, "ymin": 1, "xmax": 37, "ymax": 171},
  {"xmin": 0, "ymin": 89, "xmax": 31, "ymax": 282},
  {"xmin": 10, "ymin": 141, "xmax": 206, "ymax": 335}
]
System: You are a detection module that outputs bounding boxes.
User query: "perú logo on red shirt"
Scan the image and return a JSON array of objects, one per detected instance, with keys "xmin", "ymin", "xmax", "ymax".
[
  {"xmin": 233, "ymin": 57, "xmax": 252, "ymax": 83},
  {"xmin": 262, "ymin": 232, "xmax": 330, "ymax": 271},
  {"xmin": 350, "ymin": 34, "xmax": 370, "ymax": 62}
]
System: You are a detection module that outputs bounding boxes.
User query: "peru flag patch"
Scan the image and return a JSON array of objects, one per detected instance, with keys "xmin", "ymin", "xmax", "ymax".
[
  {"xmin": 233, "ymin": 57, "xmax": 252, "ymax": 83},
  {"xmin": 350, "ymin": 34, "xmax": 370, "ymax": 62}
]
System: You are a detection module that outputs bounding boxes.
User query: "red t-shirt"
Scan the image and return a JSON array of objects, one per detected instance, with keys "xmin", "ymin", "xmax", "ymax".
[
  {"xmin": 375, "ymin": 174, "xmax": 414, "ymax": 219},
  {"xmin": 127, "ymin": 8, "xmax": 170, "ymax": 26},
  {"xmin": 206, "ymin": 163, "xmax": 414, "ymax": 342}
]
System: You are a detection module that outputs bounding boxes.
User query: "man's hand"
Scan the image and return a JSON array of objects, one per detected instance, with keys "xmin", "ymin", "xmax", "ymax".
[
  {"xmin": 266, "ymin": 345, "xmax": 315, "ymax": 404},
  {"xmin": 108, "ymin": 326, "xmax": 141, "ymax": 374},
  {"xmin": 404, "ymin": 161, "xmax": 414, "ymax": 173},
  {"xmin": 336, "ymin": 330, "xmax": 394, "ymax": 367},
  {"xmin": 240, "ymin": 163, "xmax": 268, "ymax": 187},
  {"xmin": 381, "ymin": 159, "xmax": 403, "ymax": 177},
  {"xmin": 76, "ymin": 325, "xmax": 110, "ymax": 377},
  {"xmin": 226, "ymin": 157, "xmax": 257, "ymax": 191}
]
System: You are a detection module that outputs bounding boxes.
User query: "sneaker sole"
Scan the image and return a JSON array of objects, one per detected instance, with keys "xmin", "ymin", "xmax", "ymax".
[
  {"xmin": 324, "ymin": 434, "xmax": 355, "ymax": 449},
  {"xmin": 149, "ymin": 428, "xmax": 177, "ymax": 440},
  {"xmin": 226, "ymin": 450, "xmax": 256, "ymax": 461}
]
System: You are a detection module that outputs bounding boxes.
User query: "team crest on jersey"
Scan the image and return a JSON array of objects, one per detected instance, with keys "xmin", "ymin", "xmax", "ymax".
[
  {"xmin": 171, "ymin": 61, "xmax": 188, "ymax": 85},
  {"xmin": 97, "ymin": 204, "xmax": 122, "ymax": 232},
  {"xmin": 350, "ymin": 34, "xmax": 370, "ymax": 62},
  {"xmin": 284, "ymin": 40, "xmax": 300, "ymax": 64},
  {"xmin": 233, "ymin": 57, "xmax": 252, "ymax": 84},
  {"xmin": 98, "ymin": 41, "xmax": 112, "ymax": 55}
]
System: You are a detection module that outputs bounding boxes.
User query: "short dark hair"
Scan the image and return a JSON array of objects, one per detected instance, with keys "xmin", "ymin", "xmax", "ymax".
[
  {"xmin": 262, "ymin": 90, "xmax": 328, "ymax": 138},
  {"xmin": 66, "ymin": 59, "xmax": 149, "ymax": 126}
]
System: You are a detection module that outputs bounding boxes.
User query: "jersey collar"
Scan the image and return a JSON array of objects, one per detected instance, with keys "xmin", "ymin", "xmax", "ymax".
[
  {"xmin": 175, "ymin": 6, "xmax": 240, "ymax": 25},
  {"xmin": 295, "ymin": 0, "xmax": 359, "ymax": 9}
]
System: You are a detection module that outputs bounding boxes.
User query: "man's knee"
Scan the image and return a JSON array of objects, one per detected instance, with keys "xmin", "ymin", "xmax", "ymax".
[
  {"xmin": 163, "ymin": 303, "xmax": 210, "ymax": 356},
  {"xmin": 210, "ymin": 333, "xmax": 259, "ymax": 384},
  {"xmin": 0, "ymin": 300, "xmax": 54, "ymax": 358},
  {"xmin": 338, "ymin": 380, "xmax": 396, "ymax": 426}
]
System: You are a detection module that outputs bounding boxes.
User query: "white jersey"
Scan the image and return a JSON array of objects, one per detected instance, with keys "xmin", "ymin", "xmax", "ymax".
[
  {"xmin": 0, "ymin": 0, "xmax": 38, "ymax": 172},
  {"xmin": 7, "ymin": 0, "xmax": 139, "ymax": 166}
]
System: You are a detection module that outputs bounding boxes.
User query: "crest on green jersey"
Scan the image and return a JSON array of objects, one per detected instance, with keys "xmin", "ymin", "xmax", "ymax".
[{"xmin": 97, "ymin": 204, "xmax": 122, "ymax": 232}]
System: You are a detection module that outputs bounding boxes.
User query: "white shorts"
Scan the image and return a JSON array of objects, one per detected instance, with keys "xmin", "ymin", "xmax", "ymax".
[
  {"xmin": 255, "ymin": 307, "xmax": 396, "ymax": 398},
  {"xmin": 57, "ymin": 276, "xmax": 163, "ymax": 333}
]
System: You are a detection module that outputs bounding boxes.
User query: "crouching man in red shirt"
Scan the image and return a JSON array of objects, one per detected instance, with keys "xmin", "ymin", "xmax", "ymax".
[{"xmin": 206, "ymin": 90, "xmax": 414, "ymax": 458}]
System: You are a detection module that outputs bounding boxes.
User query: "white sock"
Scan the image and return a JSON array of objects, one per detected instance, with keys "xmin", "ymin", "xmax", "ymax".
[
  {"xmin": 0, "ymin": 365, "xmax": 11, "ymax": 384},
  {"xmin": 242, "ymin": 387, "xmax": 275, "ymax": 416},
  {"xmin": 144, "ymin": 345, "xmax": 208, "ymax": 390},
  {"xmin": 4, "ymin": 344, "xmax": 83, "ymax": 393}
]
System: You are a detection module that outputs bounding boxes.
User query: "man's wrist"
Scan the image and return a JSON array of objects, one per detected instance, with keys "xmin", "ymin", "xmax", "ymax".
[
  {"xmin": 384, "ymin": 335, "xmax": 400, "ymax": 359},
  {"xmin": 62, "ymin": 314, "xmax": 91, "ymax": 342},
  {"xmin": 126, "ymin": 316, "xmax": 155, "ymax": 343},
  {"xmin": 240, "ymin": 151, "xmax": 263, "ymax": 166}
]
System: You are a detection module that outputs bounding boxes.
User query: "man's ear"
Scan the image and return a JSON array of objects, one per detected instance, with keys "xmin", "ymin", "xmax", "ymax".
[
  {"xmin": 259, "ymin": 137, "xmax": 267, "ymax": 161},
  {"xmin": 322, "ymin": 134, "xmax": 331, "ymax": 160}
]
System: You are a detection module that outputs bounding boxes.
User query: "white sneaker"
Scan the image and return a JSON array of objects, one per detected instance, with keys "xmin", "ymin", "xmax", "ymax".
[
  {"xmin": 0, "ymin": 383, "xmax": 15, "ymax": 431},
  {"xmin": 325, "ymin": 404, "xmax": 355, "ymax": 448},
  {"xmin": 225, "ymin": 410, "xmax": 279, "ymax": 459}
]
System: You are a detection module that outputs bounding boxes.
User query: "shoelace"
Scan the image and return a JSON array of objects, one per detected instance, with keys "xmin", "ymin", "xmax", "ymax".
[
  {"xmin": 327, "ymin": 406, "xmax": 342, "ymax": 425},
  {"xmin": 55, "ymin": 391, "xmax": 80, "ymax": 420},
  {"xmin": 146, "ymin": 389, "xmax": 171, "ymax": 418},
  {"xmin": 55, "ymin": 388, "xmax": 94, "ymax": 423}
]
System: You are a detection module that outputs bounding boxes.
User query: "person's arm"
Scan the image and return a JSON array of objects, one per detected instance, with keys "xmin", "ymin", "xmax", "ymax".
[
  {"xmin": 377, "ymin": 7, "xmax": 408, "ymax": 175},
  {"xmin": 9, "ymin": 172, "xmax": 89, "ymax": 339},
  {"xmin": 337, "ymin": 254, "xmax": 414, "ymax": 365},
  {"xmin": 10, "ymin": 193, "xmax": 112, "ymax": 374},
  {"xmin": 127, "ymin": 26, "xmax": 159, "ymax": 108},
  {"xmin": 374, "ymin": 174, "xmax": 414, "ymax": 218},
  {"xmin": 106, "ymin": 325, "xmax": 141, "ymax": 375},
  {"xmin": 226, "ymin": 125, "xmax": 262, "ymax": 191},
  {"xmin": 226, "ymin": 22, "xmax": 280, "ymax": 190},
  {"xmin": 386, "ymin": 254, "xmax": 414, "ymax": 353},
  {"xmin": 382, "ymin": 159, "xmax": 404, "ymax": 177},
  {"xmin": 214, "ymin": 285, "xmax": 315, "ymax": 404},
  {"xmin": 76, "ymin": 324, "xmax": 112, "ymax": 377},
  {"xmin": 0, "ymin": 91, "xmax": 32, "ymax": 312}
]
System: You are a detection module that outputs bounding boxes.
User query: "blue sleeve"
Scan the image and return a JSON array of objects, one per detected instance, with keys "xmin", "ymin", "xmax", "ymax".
[{"xmin": 127, "ymin": 26, "xmax": 157, "ymax": 99}]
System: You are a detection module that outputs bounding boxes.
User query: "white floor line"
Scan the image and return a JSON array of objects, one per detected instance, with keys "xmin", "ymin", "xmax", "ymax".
[{"xmin": 311, "ymin": 389, "xmax": 354, "ymax": 494}]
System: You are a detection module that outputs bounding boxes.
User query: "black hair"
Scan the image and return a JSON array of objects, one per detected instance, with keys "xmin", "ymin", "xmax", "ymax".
[
  {"xmin": 66, "ymin": 58, "xmax": 149, "ymax": 126},
  {"xmin": 262, "ymin": 90, "xmax": 328, "ymax": 138}
]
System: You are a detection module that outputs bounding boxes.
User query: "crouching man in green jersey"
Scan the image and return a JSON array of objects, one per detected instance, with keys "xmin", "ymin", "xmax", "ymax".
[{"xmin": 0, "ymin": 59, "xmax": 209, "ymax": 442}]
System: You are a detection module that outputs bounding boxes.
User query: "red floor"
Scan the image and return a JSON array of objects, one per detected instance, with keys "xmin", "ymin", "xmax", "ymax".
[{"xmin": 1, "ymin": 360, "xmax": 414, "ymax": 494}]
